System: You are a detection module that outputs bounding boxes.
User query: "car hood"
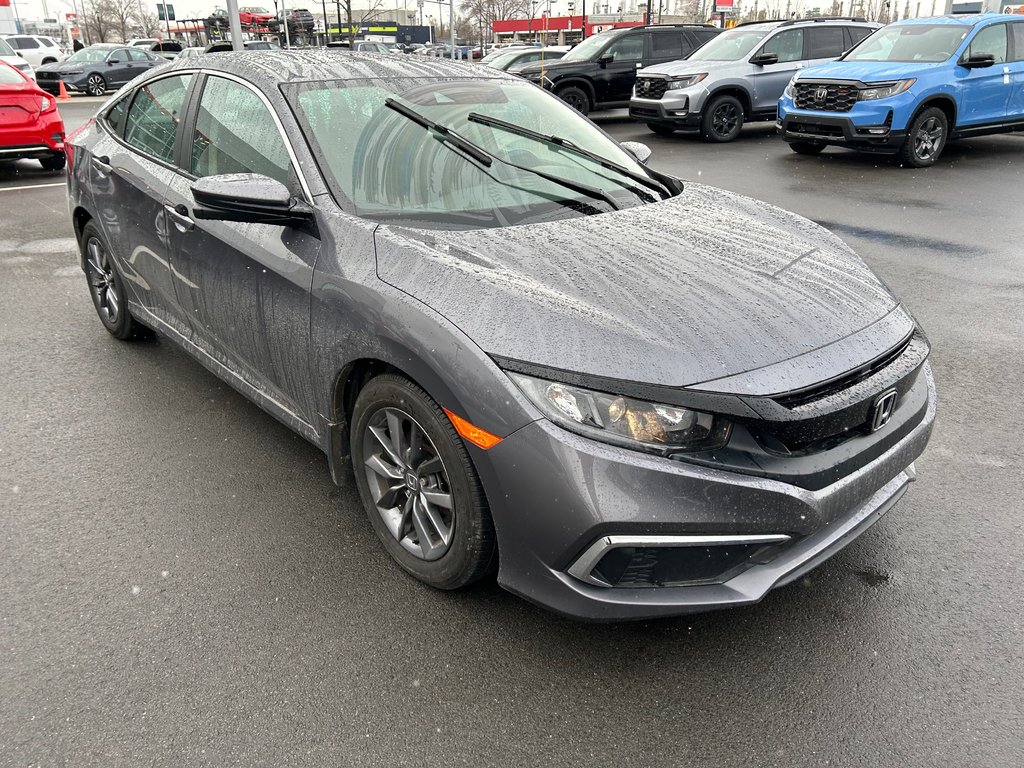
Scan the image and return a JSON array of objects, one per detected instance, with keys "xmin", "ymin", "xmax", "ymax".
[
  {"xmin": 374, "ymin": 184, "xmax": 901, "ymax": 390},
  {"xmin": 37, "ymin": 61, "xmax": 86, "ymax": 73},
  {"xmin": 796, "ymin": 59, "xmax": 948, "ymax": 83},
  {"xmin": 517, "ymin": 59, "xmax": 582, "ymax": 76},
  {"xmin": 639, "ymin": 59, "xmax": 745, "ymax": 78}
]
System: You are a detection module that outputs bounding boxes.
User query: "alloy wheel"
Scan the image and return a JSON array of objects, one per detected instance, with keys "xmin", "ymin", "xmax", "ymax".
[
  {"xmin": 87, "ymin": 75, "xmax": 105, "ymax": 97},
  {"xmin": 913, "ymin": 117, "xmax": 944, "ymax": 162},
  {"xmin": 712, "ymin": 103, "xmax": 740, "ymax": 138},
  {"xmin": 362, "ymin": 407, "xmax": 455, "ymax": 562},
  {"xmin": 85, "ymin": 236, "xmax": 119, "ymax": 324}
]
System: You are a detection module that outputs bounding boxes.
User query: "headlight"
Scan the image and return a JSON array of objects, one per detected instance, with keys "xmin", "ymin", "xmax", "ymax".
[
  {"xmin": 509, "ymin": 373, "xmax": 731, "ymax": 454},
  {"xmin": 859, "ymin": 79, "xmax": 916, "ymax": 100},
  {"xmin": 783, "ymin": 75, "xmax": 798, "ymax": 99},
  {"xmin": 666, "ymin": 73, "xmax": 708, "ymax": 90}
]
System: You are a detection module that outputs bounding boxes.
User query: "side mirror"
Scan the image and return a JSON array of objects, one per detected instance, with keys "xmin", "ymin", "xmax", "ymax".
[
  {"xmin": 597, "ymin": 53, "xmax": 613, "ymax": 67},
  {"xmin": 959, "ymin": 53, "xmax": 995, "ymax": 69},
  {"xmin": 621, "ymin": 141, "xmax": 652, "ymax": 164},
  {"xmin": 750, "ymin": 52, "xmax": 779, "ymax": 66},
  {"xmin": 190, "ymin": 173, "xmax": 314, "ymax": 227}
]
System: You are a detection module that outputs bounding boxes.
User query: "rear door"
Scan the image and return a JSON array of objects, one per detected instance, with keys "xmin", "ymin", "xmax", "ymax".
[
  {"xmin": 647, "ymin": 30, "xmax": 686, "ymax": 69},
  {"xmin": 89, "ymin": 73, "xmax": 195, "ymax": 336},
  {"xmin": 957, "ymin": 23, "xmax": 1011, "ymax": 126},
  {"xmin": 162, "ymin": 73, "xmax": 320, "ymax": 418},
  {"xmin": 1007, "ymin": 22, "xmax": 1024, "ymax": 120},
  {"xmin": 804, "ymin": 25, "xmax": 848, "ymax": 68},
  {"xmin": 749, "ymin": 28, "xmax": 806, "ymax": 113},
  {"xmin": 593, "ymin": 32, "xmax": 645, "ymax": 105}
]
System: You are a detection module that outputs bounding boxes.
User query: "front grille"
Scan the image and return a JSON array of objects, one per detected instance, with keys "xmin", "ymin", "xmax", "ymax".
[
  {"xmin": 795, "ymin": 82, "xmax": 859, "ymax": 112},
  {"xmin": 634, "ymin": 77, "xmax": 668, "ymax": 100},
  {"xmin": 36, "ymin": 72, "xmax": 57, "ymax": 80}
]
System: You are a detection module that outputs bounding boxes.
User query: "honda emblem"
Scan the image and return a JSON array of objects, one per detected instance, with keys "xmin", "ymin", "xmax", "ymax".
[
  {"xmin": 814, "ymin": 86, "xmax": 828, "ymax": 102},
  {"xmin": 870, "ymin": 390, "xmax": 898, "ymax": 432}
]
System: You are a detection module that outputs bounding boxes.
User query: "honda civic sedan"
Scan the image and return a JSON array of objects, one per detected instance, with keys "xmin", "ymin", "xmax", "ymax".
[{"xmin": 66, "ymin": 52, "xmax": 935, "ymax": 620}]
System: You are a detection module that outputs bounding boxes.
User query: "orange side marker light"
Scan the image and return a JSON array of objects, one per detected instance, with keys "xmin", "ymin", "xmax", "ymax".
[{"xmin": 443, "ymin": 408, "xmax": 503, "ymax": 450}]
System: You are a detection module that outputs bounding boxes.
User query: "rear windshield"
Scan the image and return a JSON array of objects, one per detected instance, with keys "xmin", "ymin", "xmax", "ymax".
[
  {"xmin": 0, "ymin": 65, "xmax": 26, "ymax": 84},
  {"xmin": 844, "ymin": 24, "xmax": 970, "ymax": 62}
]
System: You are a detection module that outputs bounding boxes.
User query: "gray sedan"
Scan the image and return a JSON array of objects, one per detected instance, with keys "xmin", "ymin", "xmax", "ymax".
[{"xmin": 65, "ymin": 52, "xmax": 934, "ymax": 620}]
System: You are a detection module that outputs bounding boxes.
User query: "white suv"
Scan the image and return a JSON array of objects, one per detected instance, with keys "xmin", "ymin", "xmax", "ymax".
[{"xmin": 3, "ymin": 35, "xmax": 66, "ymax": 68}]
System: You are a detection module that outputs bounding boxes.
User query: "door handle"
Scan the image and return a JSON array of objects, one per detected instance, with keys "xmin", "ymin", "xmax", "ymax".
[
  {"xmin": 92, "ymin": 154, "xmax": 111, "ymax": 172},
  {"xmin": 164, "ymin": 203, "xmax": 195, "ymax": 231}
]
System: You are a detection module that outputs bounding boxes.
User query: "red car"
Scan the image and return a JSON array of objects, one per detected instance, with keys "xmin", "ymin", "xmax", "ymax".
[
  {"xmin": 239, "ymin": 6, "xmax": 275, "ymax": 26},
  {"xmin": 0, "ymin": 60, "xmax": 65, "ymax": 171}
]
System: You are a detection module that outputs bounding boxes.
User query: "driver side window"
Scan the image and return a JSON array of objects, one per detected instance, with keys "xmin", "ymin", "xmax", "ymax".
[
  {"xmin": 759, "ymin": 29, "xmax": 804, "ymax": 63},
  {"xmin": 604, "ymin": 35, "xmax": 643, "ymax": 62},
  {"xmin": 108, "ymin": 49, "xmax": 130, "ymax": 63},
  {"xmin": 968, "ymin": 24, "xmax": 1008, "ymax": 65}
]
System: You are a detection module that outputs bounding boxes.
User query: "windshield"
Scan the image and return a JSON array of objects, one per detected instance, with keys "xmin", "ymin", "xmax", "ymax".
[
  {"xmin": 688, "ymin": 29, "xmax": 768, "ymax": 61},
  {"xmin": 288, "ymin": 78, "xmax": 666, "ymax": 229},
  {"xmin": 561, "ymin": 33, "xmax": 614, "ymax": 62},
  {"xmin": 0, "ymin": 38, "xmax": 15, "ymax": 56},
  {"xmin": 844, "ymin": 24, "xmax": 970, "ymax": 62},
  {"xmin": 486, "ymin": 51, "xmax": 525, "ymax": 69},
  {"xmin": 67, "ymin": 48, "xmax": 114, "ymax": 63}
]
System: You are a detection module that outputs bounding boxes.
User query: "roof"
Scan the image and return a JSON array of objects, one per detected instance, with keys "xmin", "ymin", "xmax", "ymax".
[
  {"xmin": 164, "ymin": 50, "xmax": 514, "ymax": 90},
  {"xmin": 893, "ymin": 13, "xmax": 1013, "ymax": 26}
]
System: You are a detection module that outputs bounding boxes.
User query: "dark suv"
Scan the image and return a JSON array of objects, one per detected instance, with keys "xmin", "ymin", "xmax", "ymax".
[
  {"xmin": 271, "ymin": 8, "xmax": 315, "ymax": 34},
  {"xmin": 517, "ymin": 25, "xmax": 721, "ymax": 115}
]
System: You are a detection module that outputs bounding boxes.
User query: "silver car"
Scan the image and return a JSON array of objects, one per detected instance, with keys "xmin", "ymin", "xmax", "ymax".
[{"xmin": 630, "ymin": 17, "xmax": 878, "ymax": 142}]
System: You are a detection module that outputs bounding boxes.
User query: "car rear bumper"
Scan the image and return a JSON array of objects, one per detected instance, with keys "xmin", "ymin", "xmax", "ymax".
[
  {"xmin": 478, "ymin": 365, "xmax": 936, "ymax": 621},
  {"xmin": 0, "ymin": 112, "xmax": 65, "ymax": 159}
]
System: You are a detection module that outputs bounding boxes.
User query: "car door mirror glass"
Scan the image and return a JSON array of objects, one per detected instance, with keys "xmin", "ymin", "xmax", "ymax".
[
  {"xmin": 750, "ymin": 52, "xmax": 779, "ymax": 66},
  {"xmin": 190, "ymin": 173, "xmax": 312, "ymax": 226},
  {"xmin": 960, "ymin": 53, "xmax": 995, "ymax": 68},
  {"xmin": 597, "ymin": 53, "xmax": 613, "ymax": 66},
  {"xmin": 620, "ymin": 141, "xmax": 652, "ymax": 164}
]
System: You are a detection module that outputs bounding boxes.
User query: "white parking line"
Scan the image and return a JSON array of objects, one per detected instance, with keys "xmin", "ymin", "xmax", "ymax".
[{"xmin": 0, "ymin": 182, "xmax": 66, "ymax": 192}]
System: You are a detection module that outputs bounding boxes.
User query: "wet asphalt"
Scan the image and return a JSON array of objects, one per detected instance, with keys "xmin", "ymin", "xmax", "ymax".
[{"xmin": 1, "ymin": 97, "xmax": 1022, "ymax": 767}]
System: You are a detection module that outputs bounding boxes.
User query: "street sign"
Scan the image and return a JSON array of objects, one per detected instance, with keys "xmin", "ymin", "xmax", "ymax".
[{"xmin": 157, "ymin": 4, "xmax": 175, "ymax": 21}]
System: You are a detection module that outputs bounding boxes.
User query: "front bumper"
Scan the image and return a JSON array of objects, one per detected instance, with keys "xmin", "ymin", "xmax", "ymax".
[
  {"xmin": 629, "ymin": 85, "xmax": 708, "ymax": 127},
  {"xmin": 478, "ymin": 365, "xmax": 936, "ymax": 621},
  {"xmin": 36, "ymin": 73, "xmax": 88, "ymax": 95},
  {"xmin": 778, "ymin": 95, "xmax": 913, "ymax": 153}
]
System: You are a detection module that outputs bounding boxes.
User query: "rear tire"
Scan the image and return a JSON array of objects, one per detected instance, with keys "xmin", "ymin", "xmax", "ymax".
[
  {"xmin": 899, "ymin": 107, "xmax": 948, "ymax": 168},
  {"xmin": 351, "ymin": 374, "xmax": 497, "ymax": 590},
  {"xmin": 788, "ymin": 141, "xmax": 825, "ymax": 156},
  {"xmin": 646, "ymin": 123, "xmax": 676, "ymax": 136},
  {"xmin": 80, "ymin": 221, "xmax": 151, "ymax": 341},
  {"xmin": 557, "ymin": 85, "xmax": 591, "ymax": 116},
  {"xmin": 700, "ymin": 95, "xmax": 744, "ymax": 143}
]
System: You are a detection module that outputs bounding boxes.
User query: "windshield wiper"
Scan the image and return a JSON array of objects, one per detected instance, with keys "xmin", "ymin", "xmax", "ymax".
[
  {"xmin": 384, "ymin": 98, "xmax": 620, "ymax": 211},
  {"xmin": 466, "ymin": 112, "xmax": 673, "ymax": 200}
]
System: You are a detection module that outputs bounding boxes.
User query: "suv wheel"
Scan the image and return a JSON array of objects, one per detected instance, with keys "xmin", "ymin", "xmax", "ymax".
[
  {"xmin": 646, "ymin": 123, "xmax": 676, "ymax": 136},
  {"xmin": 900, "ymin": 107, "xmax": 948, "ymax": 168},
  {"xmin": 557, "ymin": 85, "xmax": 591, "ymax": 116},
  {"xmin": 789, "ymin": 141, "xmax": 825, "ymax": 156},
  {"xmin": 700, "ymin": 95, "xmax": 744, "ymax": 143}
]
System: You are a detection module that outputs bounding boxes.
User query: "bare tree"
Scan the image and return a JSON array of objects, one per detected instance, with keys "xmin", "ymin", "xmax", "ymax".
[
  {"xmin": 459, "ymin": 0, "xmax": 531, "ymax": 47},
  {"xmin": 82, "ymin": 0, "xmax": 115, "ymax": 43},
  {"xmin": 330, "ymin": 1, "xmax": 389, "ymax": 44}
]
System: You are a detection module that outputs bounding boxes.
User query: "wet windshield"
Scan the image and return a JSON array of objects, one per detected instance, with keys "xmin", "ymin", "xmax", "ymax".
[
  {"xmin": 844, "ymin": 24, "xmax": 970, "ymax": 62},
  {"xmin": 67, "ymin": 48, "xmax": 116, "ymax": 63},
  {"xmin": 561, "ymin": 33, "xmax": 613, "ymax": 62},
  {"xmin": 688, "ymin": 29, "xmax": 767, "ymax": 61},
  {"xmin": 288, "ymin": 78, "xmax": 669, "ymax": 229}
]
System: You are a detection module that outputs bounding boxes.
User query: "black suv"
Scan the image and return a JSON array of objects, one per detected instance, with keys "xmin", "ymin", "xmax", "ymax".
[
  {"xmin": 271, "ymin": 8, "xmax": 315, "ymax": 34},
  {"xmin": 516, "ymin": 25, "xmax": 721, "ymax": 115}
]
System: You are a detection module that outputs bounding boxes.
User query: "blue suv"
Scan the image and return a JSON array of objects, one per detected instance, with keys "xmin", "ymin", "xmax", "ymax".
[{"xmin": 778, "ymin": 14, "xmax": 1024, "ymax": 166}]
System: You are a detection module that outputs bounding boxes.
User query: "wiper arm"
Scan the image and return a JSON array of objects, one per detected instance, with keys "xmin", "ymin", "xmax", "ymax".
[
  {"xmin": 384, "ymin": 98, "xmax": 620, "ymax": 212},
  {"xmin": 467, "ymin": 112, "xmax": 672, "ymax": 199}
]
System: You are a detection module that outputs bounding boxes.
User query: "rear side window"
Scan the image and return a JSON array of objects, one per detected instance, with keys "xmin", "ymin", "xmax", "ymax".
[
  {"xmin": 969, "ymin": 23, "xmax": 1008, "ymax": 64},
  {"xmin": 650, "ymin": 32, "xmax": 684, "ymax": 59},
  {"xmin": 760, "ymin": 29, "xmax": 804, "ymax": 63},
  {"xmin": 1013, "ymin": 24, "xmax": 1024, "ymax": 62},
  {"xmin": 19, "ymin": 38, "xmax": 41, "ymax": 49},
  {"xmin": 128, "ymin": 48, "xmax": 150, "ymax": 61},
  {"xmin": 123, "ymin": 74, "xmax": 193, "ymax": 163},
  {"xmin": 104, "ymin": 97, "xmax": 129, "ymax": 136},
  {"xmin": 847, "ymin": 27, "xmax": 873, "ymax": 48},
  {"xmin": 190, "ymin": 76, "xmax": 292, "ymax": 187},
  {"xmin": 805, "ymin": 27, "xmax": 846, "ymax": 59}
]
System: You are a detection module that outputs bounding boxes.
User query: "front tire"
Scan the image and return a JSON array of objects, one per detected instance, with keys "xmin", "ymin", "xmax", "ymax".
[
  {"xmin": 80, "ymin": 222, "xmax": 150, "ymax": 341},
  {"xmin": 351, "ymin": 374, "xmax": 496, "ymax": 590},
  {"xmin": 788, "ymin": 141, "xmax": 826, "ymax": 156},
  {"xmin": 899, "ymin": 107, "xmax": 948, "ymax": 168},
  {"xmin": 700, "ymin": 95, "xmax": 745, "ymax": 143},
  {"xmin": 556, "ymin": 85, "xmax": 591, "ymax": 116},
  {"xmin": 86, "ymin": 73, "xmax": 106, "ymax": 97},
  {"xmin": 646, "ymin": 123, "xmax": 676, "ymax": 136}
]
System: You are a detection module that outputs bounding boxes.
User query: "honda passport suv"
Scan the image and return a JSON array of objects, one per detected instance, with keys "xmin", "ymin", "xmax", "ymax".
[
  {"xmin": 779, "ymin": 14, "xmax": 1024, "ymax": 166},
  {"xmin": 631, "ymin": 17, "xmax": 878, "ymax": 141},
  {"xmin": 517, "ymin": 24, "xmax": 720, "ymax": 116}
]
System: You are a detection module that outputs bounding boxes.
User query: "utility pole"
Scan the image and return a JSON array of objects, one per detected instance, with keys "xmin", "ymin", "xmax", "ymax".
[{"xmin": 226, "ymin": 0, "xmax": 244, "ymax": 50}]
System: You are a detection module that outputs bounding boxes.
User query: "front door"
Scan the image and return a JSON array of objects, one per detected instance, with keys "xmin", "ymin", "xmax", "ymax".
[
  {"xmin": 1007, "ymin": 22, "xmax": 1024, "ymax": 120},
  {"xmin": 163, "ymin": 73, "xmax": 320, "ymax": 419},
  {"xmin": 103, "ymin": 48, "xmax": 136, "ymax": 87},
  {"xmin": 749, "ymin": 28, "xmax": 806, "ymax": 113},
  {"xmin": 593, "ymin": 33, "xmax": 645, "ymax": 105},
  {"xmin": 89, "ymin": 73, "xmax": 194, "ymax": 336},
  {"xmin": 957, "ymin": 23, "xmax": 1012, "ymax": 127}
]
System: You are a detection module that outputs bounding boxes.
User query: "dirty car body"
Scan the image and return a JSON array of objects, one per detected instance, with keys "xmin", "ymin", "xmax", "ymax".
[{"xmin": 66, "ymin": 52, "xmax": 935, "ymax": 620}]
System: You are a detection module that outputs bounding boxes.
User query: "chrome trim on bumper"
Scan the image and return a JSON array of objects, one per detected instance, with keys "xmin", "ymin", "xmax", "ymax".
[{"xmin": 568, "ymin": 533, "xmax": 793, "ymax": 587}]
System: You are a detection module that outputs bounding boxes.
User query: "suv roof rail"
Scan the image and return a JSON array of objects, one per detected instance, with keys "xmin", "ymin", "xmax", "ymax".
[
  {"xmin": 734, "ymin": 19, "xmax": 788, "ymax": 27},
  {"xmin": 645, "ymin": 23, "xmax": 718, "ymax": 29},
  {"xmin": 778, "ymin": 16, "xmax": 868, "ymax": 26}
]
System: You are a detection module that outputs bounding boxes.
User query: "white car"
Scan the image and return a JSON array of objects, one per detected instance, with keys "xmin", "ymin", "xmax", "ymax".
[
  {"xmin": 0, "ymin": 37, "xmax": 34, "ymax": 81},
  {"xmin": 2, "ymin": 35, "xmax": 65, "ymax": 68}
]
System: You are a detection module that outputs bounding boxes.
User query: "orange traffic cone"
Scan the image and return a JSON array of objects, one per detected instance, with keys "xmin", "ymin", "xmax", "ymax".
[{"xmin": 57, "ymin": 80, "xmax": 71, "ymax": 101}]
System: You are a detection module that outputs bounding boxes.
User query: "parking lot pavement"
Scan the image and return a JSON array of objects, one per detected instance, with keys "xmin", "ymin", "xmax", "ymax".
[{"xmin": 1, "ymin": 104, "xmax": 1022, "ymax": 767}]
